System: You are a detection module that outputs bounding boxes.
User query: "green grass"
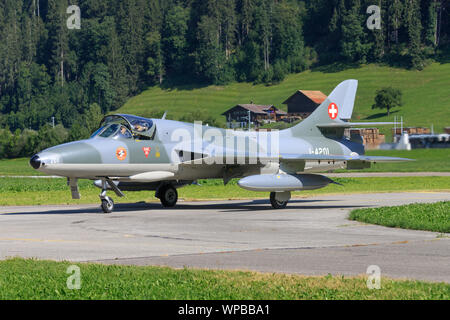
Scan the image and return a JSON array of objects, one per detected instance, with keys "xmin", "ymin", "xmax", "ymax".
[
  {"xmin": 0, "ymin": 158, "xmax": 47, "ymax": 176},
  {"xmin": 353, "ymin": 149, "xmax": 450, "ymax": 172},
  {"xmin": 349, "ymin": 201, "xmax": 450, "ymax": 233},
  {"xmin": 0, "ymin": 258, "xmax": 448, "ymax": 300},
  {"xmin": 119, "ymin": 63, "xmax": 450, "ymax": 137},
  {"xmin": 0, "ymin": 176, "xmax": 448, "ymax": 206}
]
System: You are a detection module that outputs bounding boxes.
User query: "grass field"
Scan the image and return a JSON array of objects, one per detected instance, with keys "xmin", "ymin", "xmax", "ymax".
[
  {"xmin": 0, "ymin": 158, "xmax": 47, "ymax": 176},
  {"xmin": 349, "ymin": 201, "xmax": 450, "ymax": 233},
  {"xmin": 348, "ymin": 149, "xmax": 450, "ymax": 172},
  {"xmin": 0, "ymin": 258, "xmax": 448, "ymax": 300},
  {"xmin": 0, "ymin": 176, "xmax": 448, "ymax": 206},
  {"xmin": 1, "ymin": 149, "xmax": 448, "ymax": 177},
  {"xmin": 119, "ymin": 63, "xmax": 450, "ymax": 137}
]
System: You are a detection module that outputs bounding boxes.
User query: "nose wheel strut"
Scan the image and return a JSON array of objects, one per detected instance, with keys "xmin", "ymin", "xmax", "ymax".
[{"xmin": 99, "ymin": 179, "xmax": 124, "ymax": 213}]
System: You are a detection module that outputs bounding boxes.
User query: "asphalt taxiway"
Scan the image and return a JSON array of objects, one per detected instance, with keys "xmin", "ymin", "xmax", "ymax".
[{"xmin": 0, "ymin": 192, "xmax": 448, "ymax": 282}]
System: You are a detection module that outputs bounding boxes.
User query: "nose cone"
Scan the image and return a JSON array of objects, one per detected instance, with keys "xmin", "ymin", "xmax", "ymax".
[{"xmin": 29, "ymin": 155, "xmax": 42, "ymax": 169}]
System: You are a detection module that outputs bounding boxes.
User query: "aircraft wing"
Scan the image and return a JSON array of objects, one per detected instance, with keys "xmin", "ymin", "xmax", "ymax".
[
  {"xmin": 178, "ymin": 152, "xmax": 412, "ymax": 165},
  {"xmin": 280, "ymin": 154, "xmax": 413, "ymax": 163}
]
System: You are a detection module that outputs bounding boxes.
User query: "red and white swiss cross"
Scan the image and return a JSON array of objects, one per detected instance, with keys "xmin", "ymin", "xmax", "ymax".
[{"xmin": 328, "ymin": 103, "xmax": 338, "ymax": 120}]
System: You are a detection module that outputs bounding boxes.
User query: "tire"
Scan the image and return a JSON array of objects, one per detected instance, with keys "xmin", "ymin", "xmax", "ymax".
[
  {"xmin": 159, "ymin": 185, "xmax": 178, "ymax": 208},
  {"xmin": 101, "ymin": 198, "xmax": 114, "ymax": 213},
  {"xmin": 270, "ymin": 192, "xmax": 288, "ymax": 209}
]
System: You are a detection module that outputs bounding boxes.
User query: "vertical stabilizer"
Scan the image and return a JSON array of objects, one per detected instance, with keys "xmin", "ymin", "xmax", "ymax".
[{"xmin": 286, "ymin": 80, "xmax": 358, "ymax": 137}]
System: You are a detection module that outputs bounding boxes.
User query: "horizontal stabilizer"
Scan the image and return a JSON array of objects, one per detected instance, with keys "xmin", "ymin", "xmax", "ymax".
[
  {"xmin": 317, "ymin": 122, "xmax": 395, "ymax": 128},
  {"xmin": 353, "ymin": 155, "xmax": 414, "ymax": 163}
]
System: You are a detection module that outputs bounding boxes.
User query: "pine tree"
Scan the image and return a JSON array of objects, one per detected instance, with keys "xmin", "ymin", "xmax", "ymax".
[
  {"xmin": 117, "ymin": 0, "xmax": 147, "ymax": 93},
  {"xmin": 340, "ymin": 0, "xmax": 369, "ymax": 63},
  {"xmin": 388, "ymin": 0, "xmax": 403, "ymax": 46},
  {"xmin": 195, "ymin": 14, "xmax": 223, "ymax": 83},
  {"xmin": 161, "ymin": 4, "xmax": 189, "ymax": 77},
  {"xmin": 271, "ymin": 1, "xmax": 306, "ymax": 72},
  {"xmin": 79, "ymin": 0, "xmax": 111, "ymax": 19},
  {"xmin": 21, "ymin": 4, "xmax": 38, "ymax": 64},
  {"xmin": 46, "ymin": 0, "xmax": 70, "ymax": 87},
  {"xmin": 325, "ymin": 0, "xmax": 346, "ymax": 63},
  {"xmin": 239, "ymin": 0, "xmax": 254, "ymax": 44},
  {"xmin": 258, "ymin": 0, "xmax": 273, "ymax": 72},
  {"xmin": 0, "ymin": 0, "xmax": 23, "ymax": 93},
  {"xmin": 105, "ymin": 19, "xmax": 128, "ymax": 107},
  {"xmin": 404, "ymin": 0, "xmax": 424, "ymax": 69},
  {"xmin": 146, "ymin": 31, "xmax": 164, "ymax": 84},
  {"xmin": 425, "ymin": 0, "xmax": 439, "ymax": 47},
  {"xmin": 222, "ymin": 0, "xmax": 237, "ymax": 60}
]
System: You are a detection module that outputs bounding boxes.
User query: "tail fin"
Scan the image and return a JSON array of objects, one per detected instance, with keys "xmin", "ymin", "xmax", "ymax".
[{"xmin": 287, "ymin": 80, "xmax": 358, "ymax": 137}]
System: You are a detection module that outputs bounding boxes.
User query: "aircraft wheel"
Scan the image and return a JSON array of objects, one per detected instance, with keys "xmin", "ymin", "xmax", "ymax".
[
  {"xmin": 160, "ymin": 185, "xmax": 178, "ymax": 208},
  {"xmin": 270, "ymin": 192, "xmax": 288, "ymax": 209},
  {"xmin": 101, "ymin": 197, "xmax": 114, "ymax": 213}
]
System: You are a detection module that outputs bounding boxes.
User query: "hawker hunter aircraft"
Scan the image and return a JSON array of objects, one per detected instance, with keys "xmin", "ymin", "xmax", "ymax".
[{"xmin": 30, "ymin": 80, "xmax": 411, "ymax": 213}]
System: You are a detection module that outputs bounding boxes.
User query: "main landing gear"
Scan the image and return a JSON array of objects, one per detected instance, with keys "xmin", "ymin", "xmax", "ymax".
[
  {"xmin": 97, "ymin": 179, "xmax": 179, "ymax": 213},
  {"xmin": 269, "ymin": 191, "xmax": 291, "ymax": 209},
  {"xmin": 99, "ymin": 179, "xmax": 124, "ymax": 213},
  {"xmin": 156, "ymin": 184, "xmax": 178, "ymax": 208}
]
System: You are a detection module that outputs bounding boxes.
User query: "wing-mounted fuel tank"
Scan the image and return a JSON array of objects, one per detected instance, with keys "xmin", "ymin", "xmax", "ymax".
[{"xmin": 237, "ymin": 173, "xmax": 337, "ymax": 192}]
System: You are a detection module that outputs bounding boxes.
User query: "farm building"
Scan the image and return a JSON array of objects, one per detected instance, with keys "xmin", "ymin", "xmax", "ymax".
[
  {"xmin": 283, "ymin": 90, "xmax": 327, "ymax": 119},
  {"xmin": 222, "ymin": 104, "xmax": 287, "ymax": 128}
]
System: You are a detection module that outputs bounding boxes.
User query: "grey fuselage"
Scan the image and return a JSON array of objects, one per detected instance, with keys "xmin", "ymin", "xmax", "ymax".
[{"xmin": 33, "ymin": 117, "xmax": 364, "ymax": 181}]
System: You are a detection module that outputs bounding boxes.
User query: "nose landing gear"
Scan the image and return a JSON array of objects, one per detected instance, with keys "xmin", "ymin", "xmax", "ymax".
[
  {"xmin": 99, "ymin": 178, "xmax": 124, "ymax": 213},
  {"xmin": 101, "ymin": 197, "xmax": 115, "ymax": 213}
]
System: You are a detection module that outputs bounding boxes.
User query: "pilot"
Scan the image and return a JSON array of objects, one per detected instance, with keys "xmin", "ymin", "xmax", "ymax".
[
  {"xmin": 135, "ymin": 122, "xmax": 149, "ymax": 133},
  {"xmin": 134, "ymin": 124, "xmax": 144, "ymax": 132},
  {"xmin": 118, "ymin": 126, "xmax": 131, "ymax": 139}
]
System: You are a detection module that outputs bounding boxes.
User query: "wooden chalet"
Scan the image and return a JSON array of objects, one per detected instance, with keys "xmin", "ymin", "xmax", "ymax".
[
  {"xmin": 222, "ymin": 104, "xmax": 287, "ymax": 128},
  {"xmin": 283, "ymin": 90, "xmax": 327, "ymax": 119}
]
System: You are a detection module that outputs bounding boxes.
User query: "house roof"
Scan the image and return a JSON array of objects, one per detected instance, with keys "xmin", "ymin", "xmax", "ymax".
[
  {"xmin": 222, "ymin": 104, "xmax": 287, "ymax": 115},
  {"xmin": 282, "ymin": 90, "xmax": 327, "ymax": 105}
]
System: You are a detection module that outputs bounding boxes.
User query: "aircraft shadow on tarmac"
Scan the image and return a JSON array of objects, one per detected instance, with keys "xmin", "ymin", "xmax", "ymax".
[{"xmin": 1, "ymin": 199, "xmax": 370, "ymax": 215}]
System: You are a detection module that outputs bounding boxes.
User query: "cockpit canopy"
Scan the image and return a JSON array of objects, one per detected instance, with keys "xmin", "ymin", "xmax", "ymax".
[{"xmin": 92, "ymin": 114, "xmax": 156, "ymax": 140}]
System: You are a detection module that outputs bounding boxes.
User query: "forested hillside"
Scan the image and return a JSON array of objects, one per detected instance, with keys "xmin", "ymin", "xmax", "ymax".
[
  {"xmin": 119, "ymin": 63, "xmax": 450, "ymax": 132},
  {"xmin": 0, "ymin": 0, "xmax": 449, "ymax": 158}
]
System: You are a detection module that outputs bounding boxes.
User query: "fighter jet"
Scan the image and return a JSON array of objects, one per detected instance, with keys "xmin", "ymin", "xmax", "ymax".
[{"xmin": 29, "ymin": 80, "xmax": 411, "ymax": 213}]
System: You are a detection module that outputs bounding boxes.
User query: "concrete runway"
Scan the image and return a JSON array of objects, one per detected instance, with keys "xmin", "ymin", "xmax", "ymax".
[{"xmin": 0, "ymin": 192, "xmax": 449, "ymax": 282}]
